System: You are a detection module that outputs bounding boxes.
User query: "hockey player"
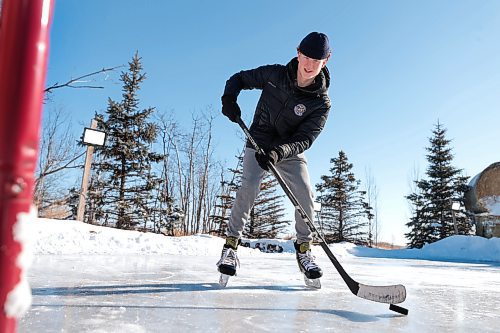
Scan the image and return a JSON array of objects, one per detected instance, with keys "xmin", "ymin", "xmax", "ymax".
[{"xmin": 217, "ymin": 32, "xmax": 332, "ymax": 283}]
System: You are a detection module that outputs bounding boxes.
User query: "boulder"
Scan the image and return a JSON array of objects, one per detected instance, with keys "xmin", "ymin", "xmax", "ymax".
[{"xmin": 464, "ymin": 162, "xmax": 500, "ymax": 214}]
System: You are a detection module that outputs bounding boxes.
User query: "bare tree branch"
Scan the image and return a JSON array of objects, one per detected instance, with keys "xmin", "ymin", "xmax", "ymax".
[
  {"xmin": 38, "ymin": 151, "xmax": 86, "ymax": 178},
  {"xmin": 35, "ymin": 109, "xmax": 84, "ymax": 214},
  {"xmin": 44, "ymin": 66, "xmax": 123, "ymax": 94}
]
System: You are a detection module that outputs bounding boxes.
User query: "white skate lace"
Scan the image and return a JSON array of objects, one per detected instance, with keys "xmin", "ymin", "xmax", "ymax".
[
  {"xmin": 216, "ymin": 247, "xmax": 240, "ymax": 268},
  {"xmin": 298, "ymin": 251, "xmax": 319, "ymax": 271}
]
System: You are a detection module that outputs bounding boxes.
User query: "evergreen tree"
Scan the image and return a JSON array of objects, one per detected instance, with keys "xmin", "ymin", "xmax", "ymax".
[
  {"xmin": 150, "ymin": 176, "xmax": 183, "ymax": 235},
  {"xmin": 211, "ymin": 150, "xmax": 290, "ymax": 238},
  {"xmin": 405, "ymin": 184, "xmax": 430, "ymax": 249},
  {"xmin": 316, "ymin": 151, "xmax": 369, "ymax": 244},
  {"xmin": 89, "ymin": 53, "xmax": 163, "ymax": 229},
  {"xmin": 363, "ymin": 169, "xmax": 378, "ymax": 247},
  {"xmin": 65, "ymin": 187, "xmax": 80, "ymax": 220},
  {"xmin": 405, "ymin": 122, "xmax": 471, "ymax": 248},
  {"xmin": 210, "ymin": 152, "xmax": 244, "ymax": 236},
  {"xmin": 86, "ymin": 167, "xmax": 106, "ymax": 224},
  {"xmin": 364, "ymin": 200, "xmax": 375, "ymax": 247},
  {"xmin": 245, "ymin": 174, "xmax": 291, "ymax": 239}
]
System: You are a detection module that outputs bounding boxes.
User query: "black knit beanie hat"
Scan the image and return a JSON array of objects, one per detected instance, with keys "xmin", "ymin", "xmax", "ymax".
[{"xmin": 298, "ymin": 32, "xmax": 331, "ymax": 60}]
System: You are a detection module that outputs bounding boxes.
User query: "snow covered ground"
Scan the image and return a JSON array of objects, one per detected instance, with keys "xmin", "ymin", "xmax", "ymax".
[{"xmin": 17, "ymin": 219, "xmax": 500, "ymax": 332}]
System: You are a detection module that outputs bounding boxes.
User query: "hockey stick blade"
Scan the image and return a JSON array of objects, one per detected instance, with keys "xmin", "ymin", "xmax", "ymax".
[
  {"xmin": 320, "ymin": 242, "xmax": 407, "ymax": 304},
  {"xmin": 357, "ymin": 283, "xmax": 406, "ymax": 304}
]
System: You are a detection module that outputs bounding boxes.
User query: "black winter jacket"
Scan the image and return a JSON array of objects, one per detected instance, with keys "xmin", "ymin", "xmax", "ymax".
[{"xmin": 222, "ymin": 57, "xmax": 331, "ymax": 159}]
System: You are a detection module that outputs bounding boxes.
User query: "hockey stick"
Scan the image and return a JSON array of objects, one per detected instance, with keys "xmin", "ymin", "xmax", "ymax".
[{"xmin": 236, "ymin": 118, "xmax": 408, "ymax": 313}]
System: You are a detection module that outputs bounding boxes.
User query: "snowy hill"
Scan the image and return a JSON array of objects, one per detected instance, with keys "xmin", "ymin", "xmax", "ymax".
[{"xmin": 33, "ymin": 218, "xmax": 500, "ymax": 263}]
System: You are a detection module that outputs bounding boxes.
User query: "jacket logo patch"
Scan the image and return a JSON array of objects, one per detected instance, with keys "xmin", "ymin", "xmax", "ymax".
[{"xmin": 294, "ymin": 104, "xmax": 306, "ymax": 116}]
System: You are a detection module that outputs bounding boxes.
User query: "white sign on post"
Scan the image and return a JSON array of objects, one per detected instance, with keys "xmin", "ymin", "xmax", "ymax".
[{"xmin": 83, "ymin": 127, "xmax": 106, "ymax": 146}]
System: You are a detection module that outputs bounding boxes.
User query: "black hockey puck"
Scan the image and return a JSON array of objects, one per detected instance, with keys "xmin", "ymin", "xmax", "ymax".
[{"xmin": 389, "ymin": 304, "xmax": 409, "ymax": 315}]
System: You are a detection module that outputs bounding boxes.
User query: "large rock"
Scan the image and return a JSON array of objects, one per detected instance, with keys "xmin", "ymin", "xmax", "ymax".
[
  {"xmin": 464, "ymin": 162, "xmax": 500, "ymax": 214},
  {"xmin": 464, "ymin": 162, "xmax": 500, "ymax": 238}
]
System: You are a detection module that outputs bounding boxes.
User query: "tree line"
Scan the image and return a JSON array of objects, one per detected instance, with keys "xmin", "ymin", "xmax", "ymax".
[{"xmin": 36, "ymin": 53, "xmax": 474, "ymax": 248}]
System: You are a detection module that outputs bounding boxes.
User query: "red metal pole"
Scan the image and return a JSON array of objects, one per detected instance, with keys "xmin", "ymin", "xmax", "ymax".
[{"xmin": 0, "ymin": 0, "xmax": 54, "ymax": 331}]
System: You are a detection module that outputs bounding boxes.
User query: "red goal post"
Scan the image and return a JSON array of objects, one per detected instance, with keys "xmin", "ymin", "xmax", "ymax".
[{"xmin": 0, "ymin": 0, "xmax": 54, "ymax": 332}]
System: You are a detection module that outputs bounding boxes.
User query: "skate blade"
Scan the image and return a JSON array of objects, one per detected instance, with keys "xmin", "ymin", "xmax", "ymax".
[
  {"xmin": 219, "ymin": 274, "xmax": 230, "ymax": 287},
  {"xmin": 304, "ymin": 276, "xmax": 321, "ymax": 289}
]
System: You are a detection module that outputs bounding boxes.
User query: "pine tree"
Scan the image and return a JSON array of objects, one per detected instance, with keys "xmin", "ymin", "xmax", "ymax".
[
  {"xmin": 245, "ymin": 174, "xmax": 290, "ymax": 239},
  {"xmin": 364, "ymin": 169, "xmax": 378, "ymax": 247},
  {"xmin": 89, "ymin": 53, "xmax": 163, "ymax": 229},
  {"xmin": 405, "ymin": 122, "xmax": 472, "ymax": 248},
  {"xmin": 316, "ymin": 151, "xmax": 369, "ymax": 244},
  {"xmin": 405, "ymin": 186, "xmax": 430, "ymax": 249},
  {"xmin": 210, "ymin": 152, "xmax": 244, "ymax": 236},
  {"xmin": 364, "ymin": 200, "xmax": 375, "ymax": 247},
  {"xmin": 65, "ymin": 187, "xmax": 80, "ymax": 220},
  {"xmin": 211, "ymin": 150, "xmax": 290, "ymax": 238},
  {"xmin": 86, "ymin": 167, "xmax": 106, "ymax": 224}
]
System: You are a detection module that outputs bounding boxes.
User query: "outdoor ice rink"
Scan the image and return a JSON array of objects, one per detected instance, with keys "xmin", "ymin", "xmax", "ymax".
[{"xmin": 19, "ymin": 252, "xmax": 499, "ymax": 332}]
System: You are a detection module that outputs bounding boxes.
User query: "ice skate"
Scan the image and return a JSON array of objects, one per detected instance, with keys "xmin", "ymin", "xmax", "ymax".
[
  {"xmin": 216, "ymin": 237, "xmax": 240, "ymax": 287},
  {"xmin": 295, "ymin": 241, "xmax": 322, "ymax": 289}
]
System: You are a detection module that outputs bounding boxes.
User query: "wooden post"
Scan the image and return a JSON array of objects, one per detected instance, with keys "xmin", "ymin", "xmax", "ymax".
[{"xmin": 77, "ymin": 119, "xmax": 98, "ymax": 222}]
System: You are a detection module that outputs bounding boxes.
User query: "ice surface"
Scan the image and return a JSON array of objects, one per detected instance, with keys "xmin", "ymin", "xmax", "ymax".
[
  {"xmin": 15, "ymin": 219, "xmax": 500, "ymax": 332},
  {"xmin": 19, "ymin": 252, "xmax": 500, "ymax": 332}
]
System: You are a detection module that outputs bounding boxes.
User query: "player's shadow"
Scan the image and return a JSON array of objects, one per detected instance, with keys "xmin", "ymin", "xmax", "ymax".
[
  {"xmin": 31, "ymin": 283, "xmax": 398, "ymax": 322},
  {"xmin": 32, "ymin": 282, "xmax": 311, "ymax": 297},
  {"xmin": 29, "ymin": 303, "xmax": 385, "ymax": 323}
]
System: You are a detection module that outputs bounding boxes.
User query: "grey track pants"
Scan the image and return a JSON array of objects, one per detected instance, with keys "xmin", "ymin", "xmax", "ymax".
[{"xmin": 227, "ymin": 147, "xmax": 315, "ymax": 244}]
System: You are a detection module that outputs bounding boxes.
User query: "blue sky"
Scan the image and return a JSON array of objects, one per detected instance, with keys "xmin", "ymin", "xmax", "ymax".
[{"xmin": 45, "ymin": 0, "xmax": 500, "ymax": 245}]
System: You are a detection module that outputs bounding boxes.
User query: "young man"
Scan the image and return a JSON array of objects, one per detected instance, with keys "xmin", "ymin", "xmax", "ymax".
[{"xmin": 217, "ymin": 32, "xmax": 332, "ymax": 281}]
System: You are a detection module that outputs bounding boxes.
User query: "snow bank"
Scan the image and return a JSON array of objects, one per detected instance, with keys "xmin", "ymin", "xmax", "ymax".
[
  {"xmin": 33, "ymin": 219, "xmax": 261, "ymax": 257},
  {"xmin": 482, "ymin": 196, "xmax": 500, "ymax": 215},
  {"xmin": 33, "ymin": 219, "xmax": 500, "ymax": 263},
  {"xmin": 349, "ymin": 235, "xmax": 500, "ymax": 263}
]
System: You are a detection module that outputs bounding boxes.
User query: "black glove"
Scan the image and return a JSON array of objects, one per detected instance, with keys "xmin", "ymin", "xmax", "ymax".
[
  {"xmin": 255, "ymin": 149, "xmax": 280, "ymax": 171},
  {"xmin": 221, "ymin": 95, "xmax": 241, "ymax": 123}
]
